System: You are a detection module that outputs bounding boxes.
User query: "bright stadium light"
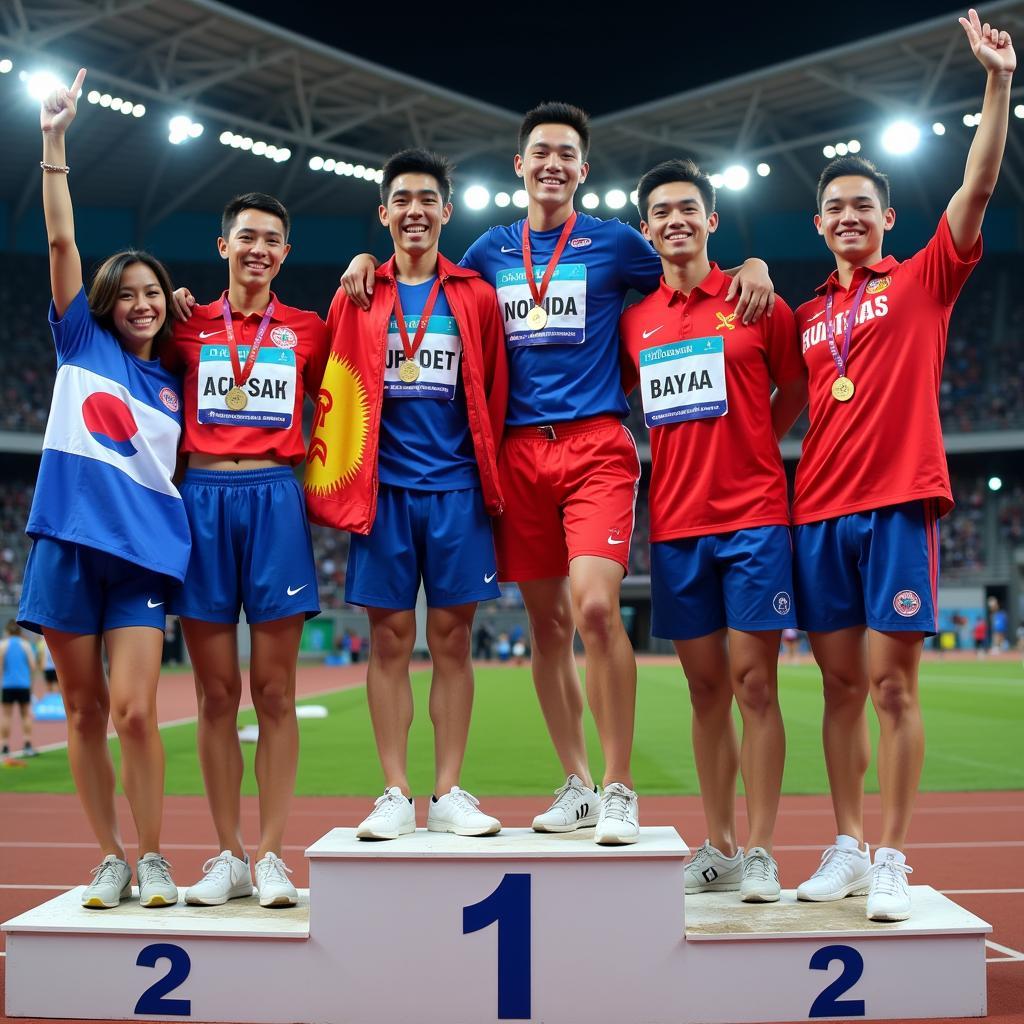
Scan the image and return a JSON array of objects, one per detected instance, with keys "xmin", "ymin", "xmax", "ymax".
[
  {"xmin": 847, "ymin": 139, "xmax": 861, "ymax": 153},
  {"xmin": 252, "ymin": 140, "xmax": 266, "ymax": 155},
  {"xmin": 334, "ymin": 163, "xmax": 345, "ymax": 175},
  {"xmin": 605, "ymin": 189, "xmax": 627, "ymax": 209},
  {"xmin": 722, "ymin": 165, "xmax": 750, "ymax": 191},
  {"xmin": 99, "ymin": 93, "xmax": 111, "ymax": 107},
  {"xmin": 133, "ymin": 104, "xmax": 145, "ymax": 117},
  {"xmin": 823, "ymin": 145, "xmax": 836, "ymax": 158},
  {"xmin": 87, "ymin": 89, "xmax": 100, "ymax": 104},
  {"xmin": 512, "ymin": 189, "xmax": 528, "ymax": 208},
  {"xmin": 988, "ymin": 476, "xmax": 1003, "ymax": 492},
  {"xmin": 629, "ymin": 189, "xmax": 639, "ymax": 205},
  {"xmin": 323, "ymin": 158, "xmax": 336, "ymax": 171},
  {"xmin": 464, "ymin": 185, "xmax": 490, "ymax": 210},
  {"xmin": 880, "ymin": 120, "xmax": 920, "ymax": 155},
  {"xmin": 581, "ymin": 192, "xmax": 600, "ymax": 209},
  {"xmin": 932, "ymin": 122, "xmax": 946, "ymax": 135},
  {"xmin": 219, "ymin": 130, "xmax": 233, "ymax": 145},
  {"xmin": 120, "ymin": 102, "xmax": 134, "ymax": 115},
  {"xmin": 0, "ymin": 58, "xmax": 12, "ymax": 74},
  {"xmin": 756, "ymin": 163, "xmax": 771, "ymax": 177},
  {"xmin": 709, "ymin": 173, "xmax": 725, "ymax": 189},
  {"xmin": 1014, "ymin": 104, "xmax": 1024, "ymax": 119},
  {"xmin": 835, "ymin": 142, "xmax": 849, "ymax": 156},
  {"xmin": 494, "ymin": 191, "xmax": 511, "ymax": 208},
  {"xmin": 24, "ymin": 70, "xmax": 62, "ymax": 101}
]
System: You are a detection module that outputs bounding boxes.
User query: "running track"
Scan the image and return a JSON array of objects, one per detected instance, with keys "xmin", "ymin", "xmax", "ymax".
[{"xmin": 1, "ymin": 661, "xmax": 1021, "ymax": 1024}]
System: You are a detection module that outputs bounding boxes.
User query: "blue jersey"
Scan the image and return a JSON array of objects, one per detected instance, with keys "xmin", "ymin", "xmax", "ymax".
[
  {"xmin": 26, "ymin": 289, "xmax": 191, "ymax": 582},
  {"xmin": 461, "ymin": 214, "xmax": 660, "ymax": 425},
  {"xmin": 378, "ymin": 279, "xmax": 478, "ymax": 491},
  {"xmin": 1, "ymin": 636, "xmax": 33, "ymax": 690}
]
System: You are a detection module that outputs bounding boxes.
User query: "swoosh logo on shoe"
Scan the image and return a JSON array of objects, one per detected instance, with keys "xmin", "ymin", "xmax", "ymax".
[
  {"xmin": 198, "ymin": 329, "xmax": 225, "ymax": 339},
  {"xmin": 642, "ymin": 325, "xmax": 663, "ymax": 339},
  {"xmin": 147, "ymin": 599, "xmax": 164, "ymax": 608},
  {"xmin": 287, "ymin": 584, "xmax": 308, "ymax": 596},
  {"xmin": 484, "ymin": 572, "xmax": 497, "ymax": 583}
]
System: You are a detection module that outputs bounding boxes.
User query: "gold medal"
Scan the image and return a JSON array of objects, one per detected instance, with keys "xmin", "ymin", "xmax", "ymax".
[
  {"xmin": 831, "ymin": 376, "xmax": 855, "ymax": 402},
  {"xmin": 398, "ymin": 359, "xmax": 420, "ymax": 383},
  {"xmin": 225, "ymin": 386, "xmax": 248, "ymax": 411},
  {"xmin": 526, "ymin": 305, "xmax": 548, "ymax": 331}
]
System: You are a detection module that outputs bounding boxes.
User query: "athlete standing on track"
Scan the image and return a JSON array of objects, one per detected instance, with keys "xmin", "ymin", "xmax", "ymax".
[
  {"xmin": 343, "ymin": 102, "xmax": 774, "ymax": 845},
  {"xmin": 168, "ymin": 194, "xmax": 328, "ymax": 908},
  {"xmin": 20, "ymin": 69, "xmax": 190, "ymax": 910},
  {"xmin": 793, "ymin": 9, "xmax": 1013, "ymax": 921},
  {"xmin": 1, "ymin": 620, "xmax": 41, "ymax": 758},
  {"xmin": 621, "ymin": 160, "xmax": 806, "ymax": 898}
]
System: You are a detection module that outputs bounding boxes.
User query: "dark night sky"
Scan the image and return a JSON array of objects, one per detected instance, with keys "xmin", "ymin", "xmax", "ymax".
[{"xmin": 226, "ymin": 1, "xmax": 962, "ymax": 115}]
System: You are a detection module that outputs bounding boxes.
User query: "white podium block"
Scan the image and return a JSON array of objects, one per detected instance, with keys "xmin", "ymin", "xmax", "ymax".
[{"xmin": 3, "ymin": 828, "xmax": 991, "ymax": 1023}]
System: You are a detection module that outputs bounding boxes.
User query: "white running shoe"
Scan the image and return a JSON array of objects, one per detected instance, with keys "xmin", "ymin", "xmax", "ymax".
[
  {"xmin": 137, "ymin": 852, "xmax": 178, "ymax": 908},
  {"xmin": 595, "ymin": 782, "xmax": 639, "ymax": 846},
  {"xmin": 531, "ymin": 774, "xmax": 600, "ymax": 833},
  {"xmin": 867, "ymin": 849, "xmax": 913, "ymax": 922},
  {"xmin": 255, "ymin": 852, "xmax": 298, "ymax": 908},
  {"xmin": 185, "ymin": 850, "xmax": 253, "ymax": 906},
  {"xmin": 797, "ymin": 835, "xmax": 872, "ymax": 902},
  {"xmin": 740, "ymin": 847, "xmax": 781, "ymax": 903},
  {"xmin": 427, "ymin": 787, "xmax": 501, "ymax": 836},
  {"xmin": 81, "ymin": 854, "xmax": 132, "ymax": 909},
  {"xmin": 356, "ymin": 787, "xmax": 416, "ymax": 840},
  {"xmin": 685, "ymin": 840, "xmax": 744, "ymax": 893}
]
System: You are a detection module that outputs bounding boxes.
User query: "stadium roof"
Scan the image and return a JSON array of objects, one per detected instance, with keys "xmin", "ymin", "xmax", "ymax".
[{"xmin": 1, "ymin": 0, "xmax": 1022, "ymax": 229}]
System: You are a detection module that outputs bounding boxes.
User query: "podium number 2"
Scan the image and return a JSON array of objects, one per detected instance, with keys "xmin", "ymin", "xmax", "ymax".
[
  {"xmin": 135, "ymin": 943, "xmax": 192, "ymax": 1016},
  {"xmin": 809, "ymin": 944, "xmax": 865, "ymax": 1018},
  {"xmin": 463, "ymin": 873, "xmax": 531, "ymax": 1020}
]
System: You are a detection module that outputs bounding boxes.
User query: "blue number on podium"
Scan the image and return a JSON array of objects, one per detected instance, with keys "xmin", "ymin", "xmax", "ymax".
[
  {"xmin": 808, "ymin": 944, "xmax": 865, "ymax": 1018},
  {"xmin": 463, "ymin": 873, "xmax": 531, "ymax": 1020},
  {"xmin": 135, "ymin": 943, "xmax": 192, "ymax": 1016}
]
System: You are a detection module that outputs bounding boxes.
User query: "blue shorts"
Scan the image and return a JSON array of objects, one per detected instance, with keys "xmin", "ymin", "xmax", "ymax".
[
  {"xmin": 650, "ymin": 525, "xmax": 796, "ymax": 641},
  {"xmin": 346, "ymin": 485, "xmax": 499, "ymax": 610},
  {"xmin": 793, "ymin": 500, "xmax": 939, "ymax": 634},
  {"xmin": 170, "ymin": 467, "xmax": 319, "ymax": 624},
  {"xmin": 19, "ymin": 536, "xmax": 171, "ymax": 635}
]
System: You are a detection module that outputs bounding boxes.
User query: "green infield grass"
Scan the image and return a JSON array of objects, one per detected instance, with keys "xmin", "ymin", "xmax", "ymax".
[{"xmin": 2, "ymin": 659, "xmax": 1021, "ymax": 796}]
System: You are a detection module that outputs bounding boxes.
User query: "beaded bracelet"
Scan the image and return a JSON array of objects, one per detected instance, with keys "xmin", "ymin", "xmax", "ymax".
[{"xmin": 40, "ymin": 161, "xmax": 70, "ymax": 174}]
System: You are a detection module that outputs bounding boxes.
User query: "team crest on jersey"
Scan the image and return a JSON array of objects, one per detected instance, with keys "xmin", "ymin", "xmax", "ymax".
[
  {"xmin": 893, "ymin": 590, "xmax": 922, "ymax": 617},
  {"xmin": 271, "ymin": 326, "xmax": 298, "ymax": 349},
  {"xmin": 715, "ymin": 312, "xmax": 737, "ymax": 332},
  {"xmin": 569, "ymin": 237, "xmax": 592, "ymax": 249},
  {"xmin": 158, "ymin": 387, "xmax": 180, "ymax": 413},
  {"xmin": 866, "ymin": 275, "xmax": 891, "ymax": 294},
  {"xmin": 773, "ymin": 592, "xmax": 791, "ymax": 615}
]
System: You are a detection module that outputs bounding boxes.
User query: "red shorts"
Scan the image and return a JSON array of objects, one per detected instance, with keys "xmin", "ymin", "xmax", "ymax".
[{"xmin": 495, "ymin": 416, "xmax": 640, "ymax": 581}]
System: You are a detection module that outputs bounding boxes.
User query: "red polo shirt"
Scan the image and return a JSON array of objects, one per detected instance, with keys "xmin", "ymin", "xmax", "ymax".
[
  {"xmin": 167, "ymin": 292, "xmax": 328, "ymax": 464},
  {"xmin": 792, "ymin": 213, "xmax": 981, "ymax": 525},
  {"xmin": 620, "ymin": 264, "xmax": 803, "ymax": 541}
]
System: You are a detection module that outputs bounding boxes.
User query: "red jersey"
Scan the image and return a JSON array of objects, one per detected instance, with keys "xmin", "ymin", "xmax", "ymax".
[
  {"xmin": 792, "ymin": 214, "xmax": 981, "ymax": 525},
  {"xmin": 620, "ymin": 265, "xmax": 803, "ymax": 541},
  {"xmin": 167, "ymin": 292, "xmax": 328, "ymax": 464}
]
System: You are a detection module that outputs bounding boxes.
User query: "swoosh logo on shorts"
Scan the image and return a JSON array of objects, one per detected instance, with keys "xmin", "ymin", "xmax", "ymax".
[
  {"xmin": 198, "ymin": 329, "xmax": 225, "ymax": 339},
  {"xmin": 147, "ymin": 599, "xmax": 164, "ymax": 608},
  {"xmin": 642, "ymin": 326, "xmax": 663, "ymax": 339},
  {"xmin": 287, "ymin": 584, "xmax": 308, "ymax": 596},
  {"xmin": 484, "ymin": 572, "xmax": 497, "ymax": 583}
]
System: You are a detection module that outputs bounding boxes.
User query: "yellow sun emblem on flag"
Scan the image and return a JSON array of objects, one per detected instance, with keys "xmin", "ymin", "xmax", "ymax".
[{"xmin": 304, "ymin": 353, "xmax": 369, "ymax": 498}]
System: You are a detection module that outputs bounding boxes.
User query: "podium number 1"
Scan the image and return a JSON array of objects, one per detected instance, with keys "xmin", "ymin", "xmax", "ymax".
[{"xmin": 463, "ymin": 873, "xmax": 531, "ymax": 1020}]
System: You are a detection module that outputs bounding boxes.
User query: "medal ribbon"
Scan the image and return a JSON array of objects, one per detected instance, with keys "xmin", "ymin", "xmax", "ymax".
[
  {"xmin": 222, "ymin": 296, "xmax": 276, "ymax": 392},
  {"xmin": 824, "ymin": 274, "xmax": 872, "ymax": 380},
  {"xmin": 392, "ymin": 276, "xmax": 444, "ymax": 364},
  {"xmin": 522, "ymin": 211, "xmax": 577, "ymax": 311}
]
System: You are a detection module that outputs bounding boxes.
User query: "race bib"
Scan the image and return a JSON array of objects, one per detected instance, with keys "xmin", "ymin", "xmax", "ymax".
[
  {"xmin": 639, "ymin": 336, "xmax": 727, "ymax": 427},
  {"xmin": 496, "ymin": 263, "xmax": 587, "ymax": 348},
  {"xmin": 197, "ymin": 344, "xmax": 296, "ymax": 427},
  {"xmin": 384, "ymin": 315, "xmax": 461, "ymax": 399}
]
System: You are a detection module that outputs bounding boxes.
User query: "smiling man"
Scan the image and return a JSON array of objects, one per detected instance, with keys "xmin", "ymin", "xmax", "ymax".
[{"xmin": 309, "ymin": 149, "xmax": 509, "ymax": 839}]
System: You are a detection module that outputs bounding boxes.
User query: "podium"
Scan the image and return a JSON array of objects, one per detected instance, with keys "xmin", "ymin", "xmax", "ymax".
[{"xmin": 3, "ymin": 828, "xmax": 990, "ymax": 1022}]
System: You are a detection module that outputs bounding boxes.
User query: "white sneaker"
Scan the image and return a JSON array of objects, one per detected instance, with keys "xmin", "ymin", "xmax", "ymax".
[
  {"xmin": 137, "ymin": 852, "xmax": 178, "ymax": 908},
  {"xmin": 531, "ymin": 774, "xmax": 600, "ymax": 833},
  {"xmin": 185, "ymin": 850, "xmax": 253, "ymax": 906},
  {"xmin": 797, "ymin": 835, "xmax": 872, "ymax": 902},
  {"xmin": 427, "ymin": 787, "xmax": 501, "ymax": 836},
  {"xmin": 595, "ymin": 782, "xmax": 639, "ymax": 845},
  {"xmin": 867, "ymin": 849, "xmax": 913, "ymax": 922},
  {"xmin": 740, "ymin": 847, "xmax": 781, "ymax": 903},
  {"xmin": 685, "ymin": 840, "xmax": 744, "ymax": 893},
  {"xmin": 81, "ymin": 854, "xmax": 132, "ymax": 909},
  {"xmin": 255, "ymin": 852, "xmax": 298, "ymax": 908},
  {"xmin": 356, "ymin": 787, "xmax": 416, "ymax": 840}
]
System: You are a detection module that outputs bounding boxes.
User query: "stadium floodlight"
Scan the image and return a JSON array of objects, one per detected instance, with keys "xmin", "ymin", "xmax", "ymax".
[
  {"xmin": 512, "ymin": 189, "xmax": 528, "ymax": 208},
  {"xmin": 99, "ymin": 93, "xmax": 111, "ymax": 107},
  {"xmin": 0, "ymin": 58, "xmax": 12, "ymax": 74},
  {"xmin": 334, "ymin": 163, "xmax": 345, "ymax": 175},
  {"xmin": 120, "ymin": 103, "xmax": 134, "ymax": 115},
  {"xmin": 110, "ymin": 97, "xmax": 122, "ymax": 111},
  {"xmin": 252, "ymin": 140, "xmax": 266, "ymax": 156},
  {"xmin": 219, "ymin": 130, "xmax": 233, "ymax": 145},
  {"xmin": 722, "ymin": 165, "xmax": 750, "ymax": 191},
  {"xmin": 880, "ymin": 120, "xmax": 920, "ymax": 155},
  {"xmin": 24, "ymin": 70, "xmax": 62, "ymax": 102},
  {"xmin": 835, "ymin": 142, "xmax": 849, "ymax": 156},
  {"xmin": 629, "ymin": 189, "xmax": 639, "ymax": 205},
  {"xmin": 988, "ymin": 476, "xmax": 1003, "ymax": 492},
  {"xmin": 605, "ymin": 189, "xmax": 627, "ymax": 209},
  {"xmin": 822, "ymin": 145, "xmax": 836, "ymax": 158},
  {"xmin": 132, "ymin": 104, "xmax": 145, "ymax": 118},
  {"xmin": 1014, "ymin": 104, "xmax": 1024, "ymax": 119},
  {"xmin": 354, "ymin": 164, "xmax": 365, "ymax": 177},
  {"xmin": 494, "ymin": 191, "xmax": 511, "ymax": 208},
  {"xmin": 581, "ymin": 192, "xmax": 600, "ymax": 209},
  {"xmin": 87, "ymin": 90, "xmax": 100, "ymax": 104},
  {"xmin": 323, "ymin": 158, "xmax": 336, "ymax": 172},
  {"xmin": 932, "ymin": 122, "xmax": 946, "ymax": 136},
  {"xmin": 189, "ymin": 122, "xmax": 203, "ymax": 138},
  {"xmin": 756, "ymin": 163, "xmax": 771, "ymax": 177},
  {"xmin": 373, "ymin": 169, "xmax": 383, "ymax": 184},
  {"xmin": 464, "ymin": 185, "xmax": 490, "ymax": 210},
  {"xmin": 847, "ymin": 139, "xmax": 861, "ymax": 153},
  {"xmin": 709, "ymin": 173, "xmax": 725, "ymax": 189}
]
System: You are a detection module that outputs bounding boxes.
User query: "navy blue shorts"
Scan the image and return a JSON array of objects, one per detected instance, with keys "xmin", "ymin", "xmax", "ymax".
[
  {"xmin": 346, "ymin": 486, "xmax": 499, "ymax": 610},
  {"xmin": 19, "ymin": 536, "xmax": 171, "ymax": 635},
  {"xmin": 650, "ymin": 525, "xmax": 796, "ymax": 641},
  {"xmin": 170, "ymin": 467, "xmax": 319, "ymax": 624},
  {"xmin": 793, "ymin": 500, "xmax": 939, "ymax": 634}
]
